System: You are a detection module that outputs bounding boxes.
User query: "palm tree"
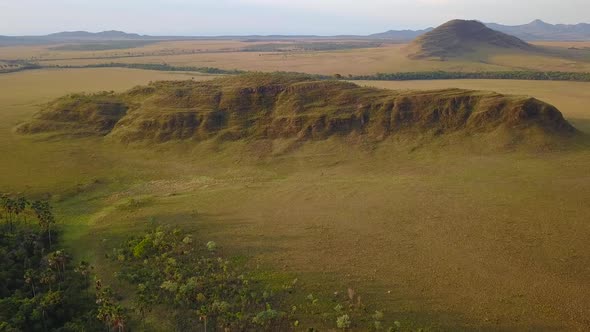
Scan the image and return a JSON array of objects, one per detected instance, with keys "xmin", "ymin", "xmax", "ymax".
[
  {"xmin": 2, "ymin": 196, "xmax": 16, "ymax": 231},
  {"xmin": 32, "ymin": 200, "xmax": 55, "ymax": 248},
  {"xmin": 14, "ymin": 196, "xmax": 28, "ymax": 228}
]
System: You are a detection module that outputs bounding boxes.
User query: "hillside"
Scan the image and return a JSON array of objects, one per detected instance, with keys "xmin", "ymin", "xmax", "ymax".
[
  {"xmin": 17, "ymin": 73, "xmax": 575, "ymax": 148},
  {"xmin": 372, "ymin": 20, "xmax": 590, "ymax": 42},
  {"xmin": 408, "ymin": 20, "xmax": 535, "ymax": 59}
]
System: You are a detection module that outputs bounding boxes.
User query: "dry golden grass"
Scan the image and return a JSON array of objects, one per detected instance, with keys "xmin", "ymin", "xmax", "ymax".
[
  {"xmin": 34, "ymin": 44, "xmax": 510, "ymax": 75},
  {"xmin": 489, "ymin": 53, "xmax": 590, "ymax": 72},
  {"xmin": 0, "ymin": 45, "xmax": 50, "ymax": 60},
  {"xmin": 0, "ymin": 40, "xmax": 264, "ymax": 61},
  {"xmin": 0, "ymin": 39, "xmax": 381, "ymax": 62},
  {"xmin": 0, "ymin": 67, "xmax": 213, "ymax": 109},
  {"xmin": 2, "ymin": 39, "xmax": 590, "ymax": 75},
  {"xmin": 531, "ymin": 41, "xmax": 590, "ymax": 48},
  {"xmin": 0, "ymin": 68, "xmax": 216, "ymax": 192}
]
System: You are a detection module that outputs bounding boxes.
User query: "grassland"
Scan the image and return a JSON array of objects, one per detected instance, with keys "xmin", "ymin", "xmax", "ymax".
[
  {"xmin": 1, "ymin": 31, "xmax": 590, "ymax": 330},
  {"xmin": 2, "ymin": 39, "xmax": 590, "ymax": 76},
  {"xmin": 1, "ymin": 66, "xmax": 590, "ymax": 330},
  {"xmin": 47, "ymin": 40, "xmax": 158, "ymax": 51}
]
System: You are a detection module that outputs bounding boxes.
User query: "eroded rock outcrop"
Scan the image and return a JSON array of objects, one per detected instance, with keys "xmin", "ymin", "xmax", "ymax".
[{"xmin": 18, "ymin": 73, "xmax": 576, "ymax": 147}]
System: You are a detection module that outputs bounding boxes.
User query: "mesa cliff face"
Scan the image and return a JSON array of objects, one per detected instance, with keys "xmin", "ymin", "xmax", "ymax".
[{"xmin": 17, "ymin": 73, "xmax": 576, "ymax": 147}]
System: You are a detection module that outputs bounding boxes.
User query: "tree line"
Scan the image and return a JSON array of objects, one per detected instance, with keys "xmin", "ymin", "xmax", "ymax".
[
  {"xmin": 0, "ymin": 194, "xmax": 103, "ymax": 331},
  {"xmin": 56, "ymin": 63, "xmax": 246, "ymax": 75},
  {"xmin": 346, "ymin": 70, "xmax": 590, "ymax": 82},
  {"xmin": 0, "ymin": 62, "xmax": 41, "ymax": 74},
  {"xmin": 5, "ymin": 60, "xmax": 590, "ymax": 83},
  {"xmin": 66, "ymin": 64, "xmax": 590, "ymax": 82}
]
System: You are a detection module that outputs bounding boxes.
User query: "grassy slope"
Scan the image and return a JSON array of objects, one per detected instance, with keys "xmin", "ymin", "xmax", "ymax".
[
  {"xmin": 406, "ymin": 20, "xmax": 533, "ymax": 60},
  {"xmin": 1, "ymin": 69, "xmax": 590, "ymax": 330}
]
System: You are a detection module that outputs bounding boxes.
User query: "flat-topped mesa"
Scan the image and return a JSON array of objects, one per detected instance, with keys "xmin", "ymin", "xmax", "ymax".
[{"xmin": 17, "ymin": 73, "xmax": 576, "ymax": 148}]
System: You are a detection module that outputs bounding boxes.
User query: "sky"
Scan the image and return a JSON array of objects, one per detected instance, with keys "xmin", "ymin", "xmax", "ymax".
[{"xmin": 1, "ymin": 0, "xmax": 589, "ymax": 36}]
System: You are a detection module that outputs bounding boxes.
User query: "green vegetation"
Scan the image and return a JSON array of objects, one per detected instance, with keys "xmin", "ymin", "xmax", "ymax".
[
  {"xmin": 17, "ymin": 91, "xmax": 128, "ymax": 137},
  {"xmin": 60, "ymin": 63, "xmax": 246, "ymax": 75},
  {"xmin": 109, "ymin": 226, "xmax": 294, "ymax": 330},
  {"xmin": 0, "ymin": 61, "xmax": 41, "ymax": 74},
  {"xmin": 0, "ymin": 195, "xmax": 101, "ymax": 331},
  {"xmin": 348, "ymin": 70, "xmax": 590, "ymax": 82},
  {"xmin": 1, "ymin": 194, "xmax": 406, "ymax": 331},
  {"xmin": 106, "ymin": 226, "xmax": 409, "ymax": 331},
  {"xmin": 2, "ymin": 67, "xmax": 590, "ymax": 330}
]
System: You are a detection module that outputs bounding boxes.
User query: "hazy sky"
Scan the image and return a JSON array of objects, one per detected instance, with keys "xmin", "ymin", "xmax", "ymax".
[{"xmin": 1, "ymin": 0, "xmax": 589, "ymax": 36}]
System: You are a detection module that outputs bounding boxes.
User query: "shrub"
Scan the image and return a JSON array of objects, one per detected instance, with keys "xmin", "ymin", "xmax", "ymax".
[{"xmin": 337, "ymin": 314, "xmax": 352, "ymax": 329}]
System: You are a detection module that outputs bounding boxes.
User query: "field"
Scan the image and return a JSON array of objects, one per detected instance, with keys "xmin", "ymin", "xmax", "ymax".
[
  {"xmin": 1, "ymin": 64, "xmax": 590, "ymax": 330},
  {"xmin": 2, "ymin": 28, "xmax": 590, "ymax": 329},
  {"xmin": 2, "ymin": 39, "xmax": 590, "ymax": 76}
]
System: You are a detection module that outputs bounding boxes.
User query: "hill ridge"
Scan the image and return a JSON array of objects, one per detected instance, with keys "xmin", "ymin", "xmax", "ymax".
[
  {"xmin": 408, "ymin": 20, "xmax": 534, "ymax": 59},
  {"xmin": 17, "ymin": 74, "xmax": 576, "ymax": 149},
  {"xmin": 46, "ymin": 30, "xmax": 143, "ymax": 40},
  {"xmin": 487, "ymin": 19, "xmax": 590, "ymax": 41}
]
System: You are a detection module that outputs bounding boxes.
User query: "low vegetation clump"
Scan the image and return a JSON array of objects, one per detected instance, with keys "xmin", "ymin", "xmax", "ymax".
[
  {"xmin": 1, "ymin": 194, "xmax": 408, "ymax": 330},
  {"xmin": 108, "ymin": 226, "xmax": 294, "ymax": 330},
  {"xmin": 108, "ymin": 226, "xmax": 411, "ymax": 331}
]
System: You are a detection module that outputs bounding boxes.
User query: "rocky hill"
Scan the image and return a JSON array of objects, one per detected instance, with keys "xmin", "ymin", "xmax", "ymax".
[
  {"xmin": 408, "ymin": 20, "xmax": 535, "ymax": 59},
  {"xmin": 17, "ymin": 73, "xmax": 576, "ymax": 149}
]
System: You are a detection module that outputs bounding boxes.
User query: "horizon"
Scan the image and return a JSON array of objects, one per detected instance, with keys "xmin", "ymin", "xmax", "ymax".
[
  {"xmin": 3, "ymin": 18, "xmax": 589, "ymax": 38},
  {"xmin": 1, "ymin": 0, "xmax": 589, "ymax": 36}
]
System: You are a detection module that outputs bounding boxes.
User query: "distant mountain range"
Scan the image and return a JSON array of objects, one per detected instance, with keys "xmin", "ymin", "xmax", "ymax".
[
  {"xmin": 486, "ymin": 20, "xmax": 590, "ymax": 41},
  {"xmin": 45, "ymin": 30, "xmax": 144, "ymax": 40},
  {"xmin": 0, "ymin": 30, "xmax": 170, "ymax": 46},
  {"xmin": 370, "ymin": 20, "xmax": 590, "ymax": 41},
  {"xmin": 0, "ymin": 20, "xmax": 588, "ymax": 47},
  {"xmin": 368, "ymin": 28, "xmax": 434, "ymax": 40}
]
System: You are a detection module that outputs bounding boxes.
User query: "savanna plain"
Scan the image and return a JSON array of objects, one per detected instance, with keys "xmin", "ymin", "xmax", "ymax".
[{"xmin": 1, "ymin": 35, "xmax": 590, "ymax": 331}]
